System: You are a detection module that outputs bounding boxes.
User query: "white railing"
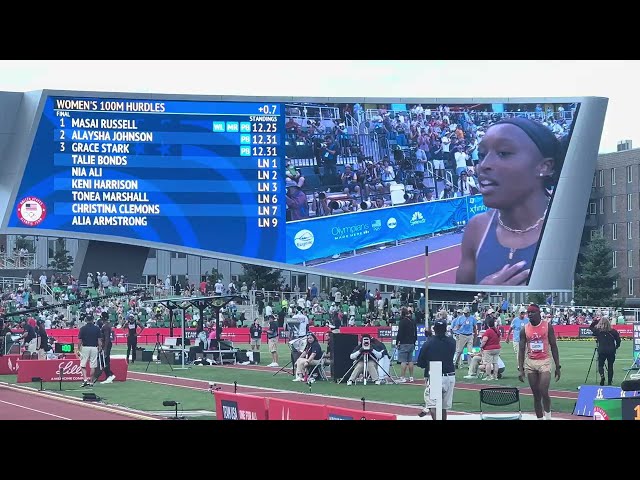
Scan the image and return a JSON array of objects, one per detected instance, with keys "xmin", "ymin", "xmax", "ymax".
[{"xmin": 0, "ymin": 253, "xmax": 37, "ymax": 269}]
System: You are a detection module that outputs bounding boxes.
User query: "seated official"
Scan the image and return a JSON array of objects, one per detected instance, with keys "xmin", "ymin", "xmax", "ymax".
[
  {"xmin": 464, "ymin": 351, "xmax": 505, "ymax": 379},
  {"xmin": 292, "ymin": 333, "xmax": 323, "ymax": 382},
  {"xmin": 346, "ymin": 334, "xmax": 382, "ymax": 385}
]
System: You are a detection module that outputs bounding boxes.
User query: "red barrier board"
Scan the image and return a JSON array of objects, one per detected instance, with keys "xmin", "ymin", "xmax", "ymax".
[
  {"xmin": 268, "ymin": 397, "xmax": 327, "ymax": 420},
  {"xmin": 326, "ymin": 405, "xmax": 397, "ymax": 420},
  {"xmin": 0, "ymin": 355, "xmax": 20, "ymax": 374},
  {"xmin": 15, "ymin": 358, "xmax": 128, "ymax": 383},
  {"xmin": 214, "ymin": 391, "xmax": 269, "ymax": 420}
]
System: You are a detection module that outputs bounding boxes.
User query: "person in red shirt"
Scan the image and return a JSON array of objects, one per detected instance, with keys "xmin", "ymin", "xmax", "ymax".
[
  {"xmin": 518, "ymin": 303, "xmax": 561, "ymax": 420},
  {"xmin": 480, "ymin": 309, "xmax": 501, "ymax": 380}
]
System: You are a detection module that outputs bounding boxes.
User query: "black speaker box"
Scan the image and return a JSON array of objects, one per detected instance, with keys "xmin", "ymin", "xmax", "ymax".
[
  {"xmin": 330, "ymin": 333, "xmax": 359, "ymax": 382},
  {"xmin": 251, "ymin": 351, "xmax": 261, "ymax": 365}
]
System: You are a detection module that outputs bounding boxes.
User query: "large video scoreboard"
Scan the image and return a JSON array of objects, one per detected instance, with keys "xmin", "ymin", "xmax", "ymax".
[{"xmin": 9, "ymin": 96, "xmax": 286, "ymax": 262}]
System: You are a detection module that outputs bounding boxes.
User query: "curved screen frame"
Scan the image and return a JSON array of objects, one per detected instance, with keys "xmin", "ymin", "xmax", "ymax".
[{"xmin": 0, "ymin": 90, "xmax": 608, "ymax": 292}]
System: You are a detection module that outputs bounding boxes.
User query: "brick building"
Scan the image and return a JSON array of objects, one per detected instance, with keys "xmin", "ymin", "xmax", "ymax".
[{"xmin": 586, "ymin": 140, "xmax": 640, "ymax": 304}]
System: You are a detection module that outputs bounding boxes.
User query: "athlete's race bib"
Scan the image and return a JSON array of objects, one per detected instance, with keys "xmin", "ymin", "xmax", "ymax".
[{"xmin": 530, "ymin": 340, "xmax": 544, "ymax": 352}]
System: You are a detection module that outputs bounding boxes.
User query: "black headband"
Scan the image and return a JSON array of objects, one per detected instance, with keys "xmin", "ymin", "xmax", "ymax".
[{"xmin": 493, "ymin": 117, "xmax": 560, "ymax": 160}]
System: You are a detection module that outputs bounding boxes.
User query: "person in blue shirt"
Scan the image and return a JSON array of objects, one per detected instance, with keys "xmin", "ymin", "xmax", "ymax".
[
  {"xmin": 506, "ymin": 307, "xmax": 529, "ymax": 364},
  {"xmin": 452, "ymin": 307, "xmax": 476, "ymax": 368}
]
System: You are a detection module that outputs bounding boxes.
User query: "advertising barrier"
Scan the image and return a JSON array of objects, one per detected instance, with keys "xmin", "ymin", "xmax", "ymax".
[
  {"xmin": 214, "ymin": 391, "xmax": 269, "ymax": 420},
  {"xmin": 326, "ymin": 405, "xmax": 397, "ymax": 420},
  {"xmin": 286, "ymin": 195, "xmax": 485, "ymax": 264},
  {"xmin": 267, "ymin": 397, "xmax": 328, "ymax": 420},
  {"xmin": 0, "ymin": 355, "xmax": 20, "ymax": 375},
  {"xmin": 573, "ymin": 385, "xmax": 640, "ymax": 417},
  {"xmin": 15, "ymin": 358, "xmax": 128, "ymax": 383},
  {"xmin": 8, "ymin": 324, "xmax": 634, "ymax": 350}
]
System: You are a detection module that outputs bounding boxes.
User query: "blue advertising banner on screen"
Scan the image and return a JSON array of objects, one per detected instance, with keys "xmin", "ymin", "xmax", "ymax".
[
  {"xmin": 573, "ymin": 385, "xmax": 640, "ymax": 417},
  {"xmin": 286, "ymin": 195, "xmax": 486, "ymax": 265}
]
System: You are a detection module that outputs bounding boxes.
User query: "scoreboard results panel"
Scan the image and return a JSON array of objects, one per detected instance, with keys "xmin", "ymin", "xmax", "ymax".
[{"xmin": 8, "ymin": 96, "xmax": 286, "ymax": 262}]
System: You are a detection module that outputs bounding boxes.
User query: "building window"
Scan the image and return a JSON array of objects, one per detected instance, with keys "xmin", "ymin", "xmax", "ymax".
[
  {"xmin": 593, "ymin": 173, "xmax": 597, "ymax": 188},
  {"xmin": 47, "ymin": 238, "xmax": 65, "ymax": 259},
  {"xmin": 629, "ymin": 250, "xmax": 633, "ymax": 268},
  {"xmin": 148, "ymin": 249, "xmax": 157, "ymax": 259},
  {"xmin": 629, "ymin": 222, "xmax": 633, "ymax": 240},
  {"xmin": 171, "ymin": 252, "xmax": 187, "ymax": 259},
  {"xmin": 628, "ymin": 165, "xmax": 633, "ymax": 183},
  {"xmin": 612, "ymin": 196, "xmax": 617, "ymax": 213},
  {"xmin": 599, "ymin": 198, "xmax": 604, "ymax": 214},
  {"xmin": 611, "ymin": 168, "xmax": 616, "ymax": 185},
  {"xmin": 613, "ymin": 280, "xmax": 618, "ymax": 294},
  {"xmin": 612, "ymin": 223, "xmax": 618, "ymax": 240},
  {"xmin": 628, "ymin": 193, "xmax": 633, "ymax": 211},
  {"xmin": 589, "ymin": 202, "xmax": 596, "ymax": 214},
  {"xmin": 629, "ymin": 278, "xmax": 634, "ymax": 296},
  {"xmin": 590, "ymin": 229, "xmax": 598, "ymax": 240},
  {"xmin": 599, "ymin": 169, "xmax": 604, "ymax": 187},
  {"xmin": 600, "ymin": 225, "xmax": 605, "ymax": 237},
  {"xmin": 613, "ymin": 250, "xmax": 617, "ymax": 268}
]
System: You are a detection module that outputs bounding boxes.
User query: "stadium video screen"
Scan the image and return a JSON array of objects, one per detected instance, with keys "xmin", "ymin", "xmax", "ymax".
[{"xmin": 8, "ymin": 96, "xmax": 579, "ymax": 287}]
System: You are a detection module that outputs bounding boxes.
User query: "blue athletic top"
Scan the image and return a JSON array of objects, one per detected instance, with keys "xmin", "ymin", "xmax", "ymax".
[{"xmin": 475, "ymin": 210, "xmax": 537, "ymax": 284}]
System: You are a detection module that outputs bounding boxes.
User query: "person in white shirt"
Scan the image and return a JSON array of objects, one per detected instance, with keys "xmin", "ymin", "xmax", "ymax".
[
  {"xmin": 214, "ymin": 280, "xmax": 223, "ymax": 295},
  {"xmin": 292, "ymin": 307, "xmax": 309, "ymax": 337},
  {"xmin": 457, "ymin": 171, "xmax": 477, "ymax": 196},
  {"xmin": 334, "ymin": 290, "xmax": 343, "ymax": 305},
  {"xmin": 454, "ymin": 145, "xmax": 469, "ymax": 176}
]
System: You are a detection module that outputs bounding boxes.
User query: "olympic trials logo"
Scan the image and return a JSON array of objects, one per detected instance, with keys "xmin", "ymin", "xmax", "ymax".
[
  {"xmin": 593, "ymin": 406, "xmax": 609, "ymax": 420},
  {"xmin": 294, "ymin": 229, "xmax": 314, "ymax": 250},
  {"xmin": 371, "ymin": 219, "xmax": 382, "ymax": 231},
  {"xmin": 17, "ymin": 197, "xmax": 47, "ymax": 227}
]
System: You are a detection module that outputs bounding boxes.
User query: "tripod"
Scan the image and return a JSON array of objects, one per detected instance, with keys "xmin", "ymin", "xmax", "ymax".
[
  {"xmin": 146, "ymin": 333, "xmax": 174, "ymax": 372},
  {"xmin": 274, "ymin": 337, "xmax": 304, "ymax": 377},
  {"xmin": 339, "ymin": 350, "xmax": 397, "ymax": 385},
  {"xmin": 585, "ymin": 346, "xmax": 607, "ymax": 384}
]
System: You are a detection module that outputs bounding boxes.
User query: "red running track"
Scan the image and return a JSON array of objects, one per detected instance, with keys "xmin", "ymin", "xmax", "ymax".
[
  {"xmin": 356, "ymin": 244, "xmax": 461, "ymax": 283},
  {"xmin": 0, "ymin": 384, "xmax": 159, "ymax": 420}
]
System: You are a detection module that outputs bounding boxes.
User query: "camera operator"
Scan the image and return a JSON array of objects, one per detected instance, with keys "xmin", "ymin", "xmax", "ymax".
[
  {"xmin": 321, "ymin": 135, "xmax": 339, "ymax": 178},
  {"xmin": 589, "ymin": 315, "xmax": 621, "ymax": 386},
  {"xmin": 346, "ymin": 334, "xmax": 381, "ymax": 385}
]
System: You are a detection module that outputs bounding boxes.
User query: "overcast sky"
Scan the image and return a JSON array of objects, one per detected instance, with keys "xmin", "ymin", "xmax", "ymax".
[{"xmin": 0, "ymin": 60, "xmax": 635, "ymax": 153}]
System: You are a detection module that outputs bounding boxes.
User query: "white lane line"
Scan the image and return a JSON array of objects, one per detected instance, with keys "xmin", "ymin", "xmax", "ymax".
[
  {"xmin": 0, "ymin": 399, "xmax": 71, "ymax": 419},
  {"xmin": 355, "ymin": 243, "xmax": 461, "ymax": 274}
]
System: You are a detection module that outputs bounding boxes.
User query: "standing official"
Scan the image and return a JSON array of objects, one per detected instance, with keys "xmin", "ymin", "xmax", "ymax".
[
  {"xmin": 589, "ymin": 315, "xmax": 621, "ymax": 386},
  {"xmin": 396, "ymin": 308, "xmax": 417, "ymax": 382},
  {"xmin": 416, "ymin": 319, "xmax": 456, "ymax": 420},
  {"xmin": 93, "ymin": 317, "xmax": 116, "ymax": 384},
  {"xmin": 125, "ymin": 314, "xmax": 144, "ymax": 364},
  {"xmin": 78, "ymin": 316, "xmax": 100, "ymax": 387}
]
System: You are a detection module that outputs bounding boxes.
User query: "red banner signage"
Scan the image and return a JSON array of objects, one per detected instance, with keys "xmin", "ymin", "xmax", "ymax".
[
  {"xmin": 267, "ymin": 397, "xmax": 328, "ymax": 420},
  {"xmin": 214, "ymin": 391, "xmax": 269, "ymax": 420},
  {"xmin": 326, "ymin": 405, "xmax": 397, "ymax": 420},
  {"xmin": 15, "ymin": 358, "xmax": 128, "ymax": 383}
]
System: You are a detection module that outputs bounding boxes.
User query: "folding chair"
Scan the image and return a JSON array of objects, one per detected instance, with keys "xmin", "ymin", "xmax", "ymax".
[
  {"xmin": 479, "ymin": 387, "xmax": 522, "ymax": 420},
  {"xmin": 308, "ymin": 352, "xmax": 329, "ymax": 381}
]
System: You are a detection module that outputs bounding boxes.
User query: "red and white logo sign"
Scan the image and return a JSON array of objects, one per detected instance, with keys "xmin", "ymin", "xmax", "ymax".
[
  {"xmin": 17, "ymin": 197, "xmax": 46, "ymax": 226},
  {"xmin": 593, "ymin": 406, "xmax": 609, "ymax": 420}
]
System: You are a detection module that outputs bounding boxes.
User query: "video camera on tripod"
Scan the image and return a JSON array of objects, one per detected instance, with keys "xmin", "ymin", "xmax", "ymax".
[{"xmin": 361, "ymin": 335, "xmax": 372, "ymax": 352}]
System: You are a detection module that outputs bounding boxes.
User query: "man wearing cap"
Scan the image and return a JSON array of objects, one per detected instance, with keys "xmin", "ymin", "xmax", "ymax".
[
  {"xmin": 416, "ymin": 319, "xmax": 456, "ymax": 420},
  {"xmin": 506, "ymin": 307, "xmax": 529, "ymax": 364},
  {"xmin": 518, "ymin": 304, "xmax": 561, "ymax": 420},
  {"xmin": 451, "ymin": 307, "xmax": 476, "ymax": 369}
]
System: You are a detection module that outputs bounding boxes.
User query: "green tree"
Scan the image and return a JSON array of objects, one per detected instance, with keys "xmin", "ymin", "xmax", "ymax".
[
  {"xmin": 527, "ymin": 292, "xmax": 546, "ymax": 305},
  {"xmin": 238, "ymin": 264, "xmax": 283, "ymax": 292},
  {"xmin": 574, "ymin": 235, "xmax": 623, "ymax": 307},
  {"xmin": 48, "ymin": 237, "xmax": 73, "ymax": 272},
  {"xmin": 205, "ymin": 268, "xmax": 221, "ymax": 285}
]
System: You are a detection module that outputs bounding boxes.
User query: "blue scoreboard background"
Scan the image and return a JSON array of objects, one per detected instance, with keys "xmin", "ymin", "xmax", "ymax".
[{"xmin": 8, "ymin": 96, "xmax": 286, "ymax": 262}]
